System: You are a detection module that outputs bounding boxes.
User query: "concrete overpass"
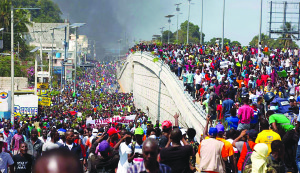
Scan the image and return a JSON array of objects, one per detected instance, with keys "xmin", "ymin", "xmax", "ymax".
[{"xmin": 117, "ymin": 51, "xmax": 207, "ymax": 139}]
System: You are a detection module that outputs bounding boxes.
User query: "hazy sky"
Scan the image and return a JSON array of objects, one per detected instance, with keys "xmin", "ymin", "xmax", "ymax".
[{"xmin": 53, "ymin": 0, "xmax": 298, "ymax": 50}]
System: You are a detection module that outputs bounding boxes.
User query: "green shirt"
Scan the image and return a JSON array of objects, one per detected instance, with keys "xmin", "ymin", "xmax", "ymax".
[
  {"xmin": 186, "ymin": 73, "xmax": 194, "ymax": 84},
  {"xmin": 269, "ymin": 114, "xmax": 294, "ymax": 132}
]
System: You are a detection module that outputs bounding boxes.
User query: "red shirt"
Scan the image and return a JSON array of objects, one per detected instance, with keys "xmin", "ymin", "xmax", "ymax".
[
  {"xmin": 261, "ymin": 74, "xmax": 269, "ymax": 85},
  {"xmin": 256, "ymin": 79, "xmax": 263, "ymax": 87}
]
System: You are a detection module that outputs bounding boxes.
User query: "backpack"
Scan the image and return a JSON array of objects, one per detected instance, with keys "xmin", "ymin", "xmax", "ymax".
[{"xmin": 242, "ymin": 142, "xmax": 253, "ymax": 171}]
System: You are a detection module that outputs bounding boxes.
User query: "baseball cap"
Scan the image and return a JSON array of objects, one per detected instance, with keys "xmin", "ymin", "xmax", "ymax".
[
  {"xmin": 162, "ymin": 120, "xmax": 172, "ymax": 129},
  {"xmin": 246, "ymin": 129, "xmax": 258, "ymax": 140},
  {"xmin": 208, "ymin": 127, "xmax": 218, "ymax": 136},
  {"xmin": 107, "ymin": 128, "xmax": 118, "ymax": 136},
  {"xmin": 98, "ymin": 140, "xmax": 110, "ymax": 152},
  {"xmin": 134, "ymin": 127, "xmax": 144, "ymax": 135},
  {"xmin": 216, "ymin": 124, "xmax": 225, "ymax": 133},
  {"xmin": 92, "ymin": 129, "xmax": 98, "ymax": 134}
]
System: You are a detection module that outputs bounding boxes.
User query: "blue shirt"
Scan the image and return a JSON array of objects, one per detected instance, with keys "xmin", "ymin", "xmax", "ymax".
[
  {"xmin": 222, "ymin": 99, "xmax": 234, "ymax": 117},
  {"xmin": 225, "ymin": 116, "xmax": 239, "ymax": 130}
]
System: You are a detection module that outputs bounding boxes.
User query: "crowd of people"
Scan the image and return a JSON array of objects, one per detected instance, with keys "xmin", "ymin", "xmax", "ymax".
[
  {"xmin": 1, "ymin": 42, "xmax": 300, "ymax": 173},
  {"xmin": 127, "ymin": 43, "xmax": 300, "ymax": 172}
]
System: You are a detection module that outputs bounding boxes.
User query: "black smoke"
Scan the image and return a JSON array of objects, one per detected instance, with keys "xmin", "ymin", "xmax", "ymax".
[{"xmin": 52, "ymin": 0, "xmax": 175, "ymax": 60}]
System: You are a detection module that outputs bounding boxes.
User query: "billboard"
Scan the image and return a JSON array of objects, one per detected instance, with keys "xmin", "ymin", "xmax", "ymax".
[
  {"xmin": 14, "ymin": 95, "xmax": 38, "ymax": 117},
  {"xmin": 0, "ymin": 91, "xmax": 11, "ymax": 119},
  {"xmin": 38, "ymin": 97, "xmax": 51, "ymax": 106},
  {"xmin": 0, "ymin": 92, "xmax": 38, "ymax": 119}
]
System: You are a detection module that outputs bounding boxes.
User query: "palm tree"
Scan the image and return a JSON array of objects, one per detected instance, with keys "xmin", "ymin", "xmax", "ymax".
[
  {"xmin": 0, "ymin": 0, "xmax": 31, "ymax": 55},
  {"xmin": 280, "ymin": 22, "xmax": 297, "ymax": 48}
]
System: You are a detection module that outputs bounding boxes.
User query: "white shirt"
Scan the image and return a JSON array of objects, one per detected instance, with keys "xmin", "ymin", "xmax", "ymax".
[
  {"xmin": 238, "ymin": 54, "xmax": 243, "ymax": 62},
  {"xmin": 66, "ymin": 143, "xmax": 73, "ymax": 151},
  {"xmin": 117, "ymin": 142, "xmax": 132, "ymax": 173},
  {"xmin": 42, "ymin": 141, "xmax": 61, "ymax": 152},
  {"xmin": 194, "ymin": 74, "xmax": 202, "ymax": 84}
]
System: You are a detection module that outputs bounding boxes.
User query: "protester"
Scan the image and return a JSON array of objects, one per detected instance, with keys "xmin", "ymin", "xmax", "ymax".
[{"xmin": 13, "ymin": 143, "xmax": 33, "ymax": 173}]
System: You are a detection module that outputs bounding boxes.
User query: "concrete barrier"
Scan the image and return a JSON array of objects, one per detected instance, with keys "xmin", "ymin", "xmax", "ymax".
[
  {"xmin": 0, "ymin": 77, "xmax": 28, "ymax": 90},
  {"xmin": 118, "ymin": 52, "xmax": 207, "ymax": 140}
]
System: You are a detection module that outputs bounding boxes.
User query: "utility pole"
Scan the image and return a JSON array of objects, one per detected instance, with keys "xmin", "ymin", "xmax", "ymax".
[
  {"xmin": 94, "ymin": 40, "xmax": 96, "ymax": 61},
  {"xmin": 160, "ymin": 27, "xmax": 165, "ymax": 43},
  {"xmin": 187, "ymin": 0, "xmax": 191, "ymax": 44},
  {"xmin": 175, "ymin": 3, "xmax": 182, "ymax": 42},
  {"xmin": 11, "ymin": 5, "xmax": 14, "ymax": 125},
  {"xmin": 165, "ymin": 15, "xmax": 174, "ymax": 44},
  {"xmin": 200, "ymin": 0, "xmax": 204, "ymax": 45},
  {"xmin": 258, "ymin": 0, "xmax": 263, "ymax": 55},
  {"xmin": 222, "ymin": 0, "xmax": 225, "ymax": 52}
]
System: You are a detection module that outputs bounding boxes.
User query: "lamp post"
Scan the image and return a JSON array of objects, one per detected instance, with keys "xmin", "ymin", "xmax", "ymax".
[
  {"xmin": 165, "ymin": 15, "xmax": 174, "ymax": 44},
  {"xmin": 10, "ymin": 6, "xmax": 40, "ymax": 125},
  {"xmin": 258, "ymin": 0, "xmax": 263, "ymax": 54},
  {"xmin": 70, "ymin": 23, "xmax": 86, "ymax": 94},
  {"xmin": 160, "ymin": 27, "xmax": 165, "ymax": 43},
  {"xmin": 222, "ymin": 0, "xmax": 225, "ymax": 52},
  {"xmin": 187, "ymin": 0, "xmax": 192, "ymax": 44},
  {"xmin": 200, "ymin": 0, "xmax": 204, "ymax": 45},
  {"xmin": 118, "ymin": 39, "xmax": 122, "ymax": 60},
  {"xmin": 49, "ymin": 24, "xmax": 68, "ymax": 89},
  {"xmin": 175, "ymin": 3, "xmax": 182, "ymax": 42}
]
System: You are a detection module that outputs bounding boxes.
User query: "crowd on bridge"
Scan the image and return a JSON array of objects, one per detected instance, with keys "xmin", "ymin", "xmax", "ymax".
[
  {"xmin": 127, "ymin": 42, "xmax": 300, "ymax": 172},
  {"xmin": 1, "ymin": 42, "xmax": 300, "ymax": 173}
]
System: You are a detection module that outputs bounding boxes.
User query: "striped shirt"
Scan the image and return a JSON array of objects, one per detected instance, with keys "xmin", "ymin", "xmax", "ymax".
[{"xmin": 127, "ymin": 161, "xmax": 172, "ymax": 173}]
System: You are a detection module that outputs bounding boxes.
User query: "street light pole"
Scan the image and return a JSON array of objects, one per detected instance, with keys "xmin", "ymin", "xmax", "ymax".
[
  {"xmin": 187, "ymin": 0, "xmax": 191, "ymax": 44},
  {"xmin": 10, "ymin": 7, "xmax": 40, "ymax": 125},
  {"xmin": 222, "ymin": 0, "xmax": 225, "ymax": 52},
  {"xmin": 165, "ymin": 15, "xmax": 174, "ymax": 44},
  {"xmin": 200, "ymin": 0, "xmax": 203, "ymax": 45},
  {"xmin": 175, "ymin": 3, "xmax": 182, "ymax": 42},
  {"xmin": 258, "ymin": 0, "xmax": 263, "ymax": 54},
  {"xmin": 160, "ymin": 27, "xmax": 165, "ymax": 43},
  {"xmin": 50, "ymin": 29, "xmax": 54, "ymax": 88},
  {"xmin": 10, "ymin": 5, "xmax": 14, "ymax": 125},
  {"xmin": 70, "ymin": 23, "xmax": 86, "ymax": 94}
]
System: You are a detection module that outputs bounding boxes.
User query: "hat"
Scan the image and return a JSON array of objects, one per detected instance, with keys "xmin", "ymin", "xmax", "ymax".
[
  {"xmin": 162, "ymin": 120, "xmax": 172, "ymax": 129},
  {"xmin": 134, "ymin": 127, "xmax": 144, "ymax": 135},
  {"xmin": 98, "ymin": 140, "xmax": 110, "ymax": 152},
  {"xmin": 246, "ymin": 129, "xmax": 258, "ymax": 140},
  {"xmin": 216, "ymin": 123, "xmax": 224, "ymax": 132},
  {"xmin": 92, "ymin": 129, "xmax": 98, "ymax": 134},
  {"xmin": 107, "ymin": 128, "xmax": 118, "ymax": 136},
  {"xmin": 211, "ymin": 77, "xmax": 216, "ymax": 80},
  {"xmin": 208, "ymin": 127, "xmax": 218, "ymax": 136},
  {"xmin": 241, "ymin": 82, "xmax": 244, "ymax": 85}
]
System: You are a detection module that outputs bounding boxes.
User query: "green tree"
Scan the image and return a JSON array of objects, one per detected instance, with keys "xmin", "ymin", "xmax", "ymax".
[
  {"xmin": 231, "ymin": 41, "xmax": 241, "ymax": 47},
  {"xmin": 0, "ymin": 55, "xmax": 25, "ymax": 77},
  {"xmin": 249, "ymin": 33, "xmax": 272, "ymax": 47},
  {"xmin": 279, "ymin": 22, "xmax": 298, "ymax": 48},
  {"xmin": 162, "ymin": 30, "xmax": 175, "ymax": 43},
  {"xmin": 249, "ymin": 33, "xmax": 298, "ymax": 49},
  {"xmin": 207, "ymin": 37, "xmax": 231, "ymax": 47},
  {"xmin": 0, "ymin": 0, "xmax": 31, "ymax": 57},
  {"xmin": 177, "ymin": 20, "xmax": 205, "ymax": 44},
  {"xmin": 13, "ymin": 0, "xmax": 63, "ymax": 23}
]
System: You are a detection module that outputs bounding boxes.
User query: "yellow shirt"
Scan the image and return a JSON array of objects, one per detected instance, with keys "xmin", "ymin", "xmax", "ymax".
[{"xmin": 255, "ymin": 130, "xmax": 281, "ymax": 156}]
